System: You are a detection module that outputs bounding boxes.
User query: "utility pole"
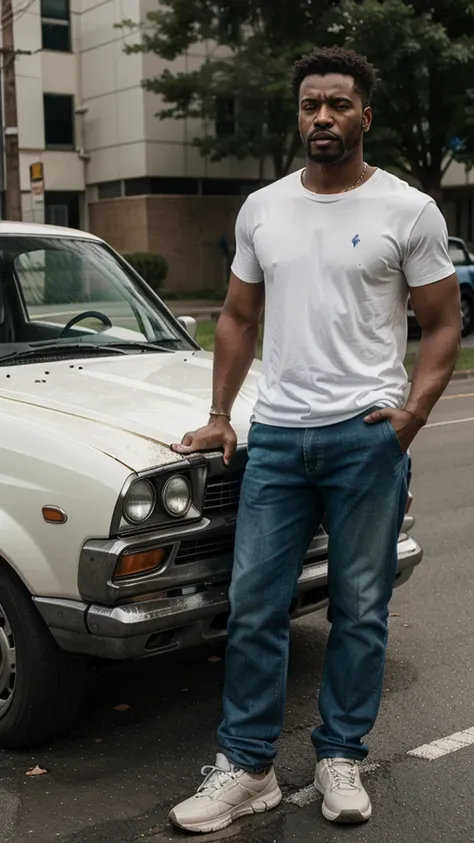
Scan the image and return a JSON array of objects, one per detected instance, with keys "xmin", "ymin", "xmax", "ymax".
[{"xmin": 1, "ymin": 0, "xmax": 22, "ymax": 220}]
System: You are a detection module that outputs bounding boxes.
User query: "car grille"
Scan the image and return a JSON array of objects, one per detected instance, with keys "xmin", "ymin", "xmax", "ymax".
[
  {"xmin": 203, "ymin": 475, "xmax": 242, "ymax": 513},
  {"xmin": 175, "ymin": 533, "xmax": 235, "ymax": 564}
]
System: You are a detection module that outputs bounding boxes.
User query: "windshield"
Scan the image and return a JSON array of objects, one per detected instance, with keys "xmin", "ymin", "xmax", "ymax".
[{"xmin": 0, "ymin": 235, "xmax": 194, "ymax": 360}]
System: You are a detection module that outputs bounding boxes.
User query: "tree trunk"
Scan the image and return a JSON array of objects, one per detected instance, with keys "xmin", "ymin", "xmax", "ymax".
[
  {"xmin": 271, "ymin": 131, "xmax": 302, "ymax": 181},
  {"xmin": 272, "ymin": 150, "xmax": 284, "ymax": 181},
  {"xmin": 418, "ymin": 171, "xmax": 443, "ymax": 212}
]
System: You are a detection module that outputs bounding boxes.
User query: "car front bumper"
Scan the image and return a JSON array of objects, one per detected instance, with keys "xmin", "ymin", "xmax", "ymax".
[{"xmin": 34, "ymin": 531, "xmax": 423, "ymax": 661}]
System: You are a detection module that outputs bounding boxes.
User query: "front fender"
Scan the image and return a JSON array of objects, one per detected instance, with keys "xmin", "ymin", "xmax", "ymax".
[
  {"xmin": 0, "ymin": 509, "xmax": 61, "ymax": 595},
  {"xmin": 0, "ymin": 416, "xmax": 130, "ymax": 597}
]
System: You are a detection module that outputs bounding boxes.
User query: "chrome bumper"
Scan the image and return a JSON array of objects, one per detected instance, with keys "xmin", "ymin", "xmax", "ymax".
[{"xmin": 34, "ymin": 531, "xmax": 423, "ymax": 661}]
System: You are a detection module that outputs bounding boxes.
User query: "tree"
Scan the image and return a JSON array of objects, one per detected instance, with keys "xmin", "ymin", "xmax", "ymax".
[
  {"xmin": 123, "ymin": 0, "xmax": 474, "ymax": 201},
  {"xmin": 338, "ymin": 0, "xmax": 474, "ymax": 203},
  {"xmin": 121, "ymin": 0, "xmax": 336, "ymax": 180}
]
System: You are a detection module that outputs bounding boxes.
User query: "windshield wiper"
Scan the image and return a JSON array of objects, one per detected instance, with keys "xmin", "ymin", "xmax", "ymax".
[
  {"xmin": 97, "ymin": 341, "xmax": 174, "ymax": 354},
  {"xmin": 0, "ymin": 339, "xmax": 176, "ymax": 365},
  {"xmin": 0, "ymin": 338, "xmax": 176, "ymax": 362},
  {"xmin": 0, "ymin": 343, "xmax": 131, "ymax": 364}
]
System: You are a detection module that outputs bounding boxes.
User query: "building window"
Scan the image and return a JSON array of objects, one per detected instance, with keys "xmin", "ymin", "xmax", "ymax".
[
  {"xmin": 98, "ymin": 181, "xmax": 123, "ymax": 200},
  {"xmin": 44, "ymin": 94, "xmax": 75, "ymax": 148},
  {"xmin": 41, "ymin": 0, "xmax": 70, "ymax": 52},
  {"xmin": 215, "ymin": 97, "xmax": 236, "ymax": 138}
]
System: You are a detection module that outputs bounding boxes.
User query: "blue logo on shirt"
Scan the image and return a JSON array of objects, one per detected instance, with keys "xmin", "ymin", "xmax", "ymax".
[{"xmin": 352, "ymin": 234, "xmax": 360, "ymax": 248}]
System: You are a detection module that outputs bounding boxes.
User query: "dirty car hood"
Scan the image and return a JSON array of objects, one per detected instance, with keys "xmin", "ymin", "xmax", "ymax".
[{"xmin": 0, "ymin": 350, "xmax": 260, "ymax": 471}]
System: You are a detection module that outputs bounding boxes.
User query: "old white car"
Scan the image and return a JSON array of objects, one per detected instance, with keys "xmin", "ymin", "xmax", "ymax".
[{"xmin": 0, "ymin": 223, "xmax": 423, "ymax": 748}]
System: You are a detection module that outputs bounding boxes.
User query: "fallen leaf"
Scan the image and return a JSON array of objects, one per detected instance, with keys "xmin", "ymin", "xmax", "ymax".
[
  {"xmin": 25, "ymin": 765, "xmax": 48, "ymax": 777},
  {"xmin": 113, "ymin": 704, "xmax": 131, "ymax": 711},
  {"xmin": 389, "ymin": 613, "xmax": 401, "ymax": 617},
  {"xmin": 208, "ymin": 656, "xmax": 222, "ymax": 663}
]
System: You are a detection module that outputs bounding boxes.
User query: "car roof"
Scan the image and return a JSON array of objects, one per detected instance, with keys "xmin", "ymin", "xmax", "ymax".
[{"xmin": 0, "ymin": 221, "xmax": 102, "ymax": 241}]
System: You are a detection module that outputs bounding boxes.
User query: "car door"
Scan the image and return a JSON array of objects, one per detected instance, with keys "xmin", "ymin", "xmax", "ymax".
[{"xmin": 448, "ymin": 238, "xmax": 474, "ymax": 336}]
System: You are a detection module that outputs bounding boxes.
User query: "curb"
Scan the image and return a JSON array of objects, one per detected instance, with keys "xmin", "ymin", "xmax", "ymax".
[
  {"xmin": 166, "ymin": 306, "xmax": 222, "ymax": 321},
  {"xmin": 450, "ymin": 369, "xmax": 474, "ymax": 381}
]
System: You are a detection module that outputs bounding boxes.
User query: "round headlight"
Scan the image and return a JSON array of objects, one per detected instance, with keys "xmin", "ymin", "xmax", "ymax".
[
  {"xmin": 162, "ymin": 475, "xmax": 192, "ymax": 518},
  {"xmin": 123, "ymin": 479, "xmax": 155, "ymax": 524}
]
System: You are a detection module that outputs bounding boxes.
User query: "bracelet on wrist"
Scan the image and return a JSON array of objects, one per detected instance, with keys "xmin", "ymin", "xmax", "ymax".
[
  {"xmin": 209, "ymin": 408, "xmax": 231, "ymax": 420},
  {"xmin": 403, "ymin": 409, "xmax": 425, "ymax": 428}
]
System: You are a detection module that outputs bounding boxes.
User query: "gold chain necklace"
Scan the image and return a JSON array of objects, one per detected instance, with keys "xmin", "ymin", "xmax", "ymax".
[
  {"xmin": 341, "ymin": 162, "xmax": 368, "ymax": 192},
  {"xmin": 302, "ymin": 162, "xmax": 368, "ymax": 193}
]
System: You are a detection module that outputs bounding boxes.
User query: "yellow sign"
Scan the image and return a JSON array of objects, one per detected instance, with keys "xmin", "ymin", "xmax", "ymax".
[
  {"xmin": 30, "ymin": 162, "xmax": 44, "ymax": 205},
  {"xmin": 30, "ymin": 161, "xmax": 44, "ymax": 183}
]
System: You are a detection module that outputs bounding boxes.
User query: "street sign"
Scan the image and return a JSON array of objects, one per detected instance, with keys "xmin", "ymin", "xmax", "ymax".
[{"xmin": 30, "ymin": 161, "xmax": 44, "ymax": 205}]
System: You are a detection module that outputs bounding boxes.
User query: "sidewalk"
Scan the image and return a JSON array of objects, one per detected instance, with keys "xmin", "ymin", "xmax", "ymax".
[{"xmin": 163, "ymin": 299, "xmax": 222, "ymax": 320}]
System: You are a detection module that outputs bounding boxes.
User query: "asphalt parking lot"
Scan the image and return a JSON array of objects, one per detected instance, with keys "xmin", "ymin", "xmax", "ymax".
[{"xmin": 0, "ymin": 379, "xmax": 474, "ymax": 843}]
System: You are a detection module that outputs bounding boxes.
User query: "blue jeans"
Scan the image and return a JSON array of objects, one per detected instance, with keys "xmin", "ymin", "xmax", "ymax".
[{"xmin": 217, "ymin": 414, "xmax": 409, "ymax": 770}]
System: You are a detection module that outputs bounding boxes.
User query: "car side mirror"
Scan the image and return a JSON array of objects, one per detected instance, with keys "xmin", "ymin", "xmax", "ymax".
[{"xmin": 177, "ymin": 316, "xmax": 197, "ymax": 340}]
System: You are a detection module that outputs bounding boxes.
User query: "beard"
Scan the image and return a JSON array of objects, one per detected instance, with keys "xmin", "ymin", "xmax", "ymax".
[{"xmin": 304, "ymin": 121, "xmax": 364, "ymax": 164}]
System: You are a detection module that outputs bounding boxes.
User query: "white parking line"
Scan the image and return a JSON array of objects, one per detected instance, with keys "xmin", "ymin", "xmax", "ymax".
[
  {"xmin": 284, "ymin": 763, "xmax": 380, "ymax": 807},
  {"xmin": 425, "ymin": 416, "xmax": 474, "ymax": 429},
  {"xmin": 441, "ymin": 391, "xmax": 474, "ymax": 401},
  {"xmin": 407, "ymin": 727, "xmax": 474, "ymax": 760},
  {"xmin": 285, "ymin": 784, "xmax": 320, "ymax": 807}
]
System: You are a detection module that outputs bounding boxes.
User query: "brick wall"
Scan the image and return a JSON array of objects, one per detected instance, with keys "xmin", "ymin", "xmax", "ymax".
[
  {"xmin": 88, "ymin": 196, "xmax": 149, "ymax": 254},
  {"xmin": 88, "ymin": 194, "xmax": 245, "ymax": 291}
]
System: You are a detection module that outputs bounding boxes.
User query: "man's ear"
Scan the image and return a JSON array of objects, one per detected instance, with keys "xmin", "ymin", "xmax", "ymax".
[{"xmin": 362, "ymin": 107, "xmax": 372, "ymax": 133}]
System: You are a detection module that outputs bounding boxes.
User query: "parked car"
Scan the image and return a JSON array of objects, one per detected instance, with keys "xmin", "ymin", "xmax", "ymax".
[
  {"xmin": 408, "ymin": 235, "xmax": 474, "ymax": 337},
  {"xmin": 0, "ymin": 223, "xmax": 423, "ymax": 749}
]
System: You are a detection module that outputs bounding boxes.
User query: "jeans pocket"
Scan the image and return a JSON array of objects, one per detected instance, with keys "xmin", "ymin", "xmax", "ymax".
[
  {"xmin": 247, "ymin": 421, "xmax": 260, "ymax": 451},
  {"xmin": 382, "ymin": 419, "xmax": 405, "ymax": 456}
]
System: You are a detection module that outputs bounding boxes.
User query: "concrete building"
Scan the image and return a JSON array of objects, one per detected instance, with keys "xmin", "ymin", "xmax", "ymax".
[
  {"xmin": 10, "ymin": 0, "xmax": 269, "ymax": 290},
  {"xmin": 6, "ymin": 0, "xmax": 474, "ymax": 289}
]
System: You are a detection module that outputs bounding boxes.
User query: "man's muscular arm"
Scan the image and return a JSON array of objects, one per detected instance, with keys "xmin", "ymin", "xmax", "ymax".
[
  {"xmin": 365, "ymin": 199, "xmax": 460, "ymax": 448},
  {"xmin": 365, "ymin": 274, "xmax": 460, "ymax": 451},
  {"xmin": 171, "ymin": 274, "xmax": 264, "ymax": 464}
]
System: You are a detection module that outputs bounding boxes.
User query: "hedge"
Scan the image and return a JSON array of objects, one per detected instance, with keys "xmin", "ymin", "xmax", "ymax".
[{"xmin": 123, "ymin": 252, "xmax": 168, "ymax": 292}]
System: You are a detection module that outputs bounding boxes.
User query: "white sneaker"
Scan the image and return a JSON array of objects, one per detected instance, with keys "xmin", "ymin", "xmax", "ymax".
[
  {"xmin": 169, "ymin": 753, "xmax": 282, "ymax": 834},
  {"xmin": 314, "ymin": 758, "xmax": 372, "ymax": 823}
]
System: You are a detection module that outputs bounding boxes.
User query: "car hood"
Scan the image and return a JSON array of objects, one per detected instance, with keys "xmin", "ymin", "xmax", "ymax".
[{"xmin": 0, "ymin": 350, "xmax": 261, "ymax": 471}]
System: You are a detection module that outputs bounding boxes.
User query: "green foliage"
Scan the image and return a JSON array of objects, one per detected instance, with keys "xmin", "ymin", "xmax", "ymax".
[
  {"xmin": 339, "ymin": 0, "xmax": 474, "ymax": 199},
  {"xmin": 120, "ymin": 1, "xmax": 336, "ymax": 179},
  {"xmin": 123, "ymin": 252, "xmax": 169, "ymax": 291},
  {"xmin": 121, "ymin": 0, "xmax": 474, "ymax": 197}
]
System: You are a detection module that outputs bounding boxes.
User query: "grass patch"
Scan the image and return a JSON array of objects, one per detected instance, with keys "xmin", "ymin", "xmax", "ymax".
[
  {"xmin": 197, "ymin": 320, "xmax": 474, "ymax": 377},
  {"xmin": 405, "ymin": 347, "xmax": 474, "ymax": 377},
  {"xmin": 196, "ymin": 320, "xmax": 264, "ymax": 357}
]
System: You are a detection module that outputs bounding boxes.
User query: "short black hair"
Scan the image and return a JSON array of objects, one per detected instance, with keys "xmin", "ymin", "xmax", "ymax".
[{"xmin": 291, "ymin": 46, "xmax": 376, "ymax": 107}]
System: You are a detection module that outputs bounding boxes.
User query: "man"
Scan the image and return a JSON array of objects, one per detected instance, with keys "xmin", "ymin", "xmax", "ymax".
[{"xmin": 169, "ymin": 46, "xmax": 460, "ymax": 833}]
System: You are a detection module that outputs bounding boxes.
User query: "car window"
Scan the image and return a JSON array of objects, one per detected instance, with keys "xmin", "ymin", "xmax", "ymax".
[
  {"xmin": 0, "ymin": 235, "xmax": 192, "ymax": 350},
  {"xmin": 16, "ymin": 248, "xmax": 143, "ymax": 334}
]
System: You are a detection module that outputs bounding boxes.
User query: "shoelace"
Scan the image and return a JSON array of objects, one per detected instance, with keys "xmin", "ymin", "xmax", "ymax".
[
  {"xmin": 196, "ymin": 764, "xmax": 239, "ymax": 797},
  {"xmin": 326, "ymin": 759, "xmax": 358, "ymax": 791}
]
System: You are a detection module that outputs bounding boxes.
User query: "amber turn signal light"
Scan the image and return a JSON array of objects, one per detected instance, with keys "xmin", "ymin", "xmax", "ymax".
[
  {"xmin": 115, "ymin": 548, "xmax": 167, "ymax": 579},
  {"xmin": 42, "ymin": 506, "xmax": 67, "ymax": 524}
]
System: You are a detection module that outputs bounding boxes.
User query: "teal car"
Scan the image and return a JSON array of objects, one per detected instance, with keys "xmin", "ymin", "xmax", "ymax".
[
  {"xmin": 448, "ymin": 237, "xmax": 474, "ymax": 336},
  {"xmin": 408, "ymin": 236, "xmax": 473, "ymax": 337}
]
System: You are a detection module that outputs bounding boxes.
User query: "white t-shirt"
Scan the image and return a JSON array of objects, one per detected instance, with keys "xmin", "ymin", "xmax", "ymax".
[{"xmin": 231, "ymin": 168, "xmax": 455, "ymax": 428}]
